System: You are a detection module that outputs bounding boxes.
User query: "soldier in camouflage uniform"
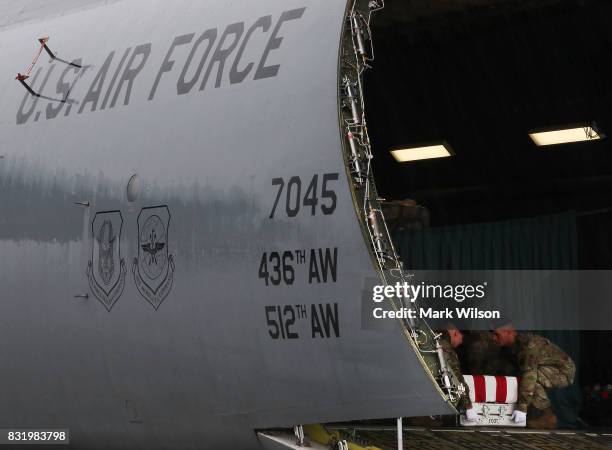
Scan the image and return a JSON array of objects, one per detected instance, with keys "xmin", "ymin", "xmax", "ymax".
[
  {"xmin": 464, "ymin": 331, "xmax": 516, "ymax": 376},
  {"xmin": 439, "ymin": 325, "xmax": 477, "ymax": 422},
  {"xmin": 493, "ymin": 324, "xmax": 576, "ymax": 428}
]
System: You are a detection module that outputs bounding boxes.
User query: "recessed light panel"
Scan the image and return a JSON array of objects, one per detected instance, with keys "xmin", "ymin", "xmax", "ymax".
[
  {"xmin": 391, "ymin": 144, "xmax": 452, "ymax": 163},
  {"xmin": 529, "ymin": 125, "xmax": 603, "ymax": 146}
]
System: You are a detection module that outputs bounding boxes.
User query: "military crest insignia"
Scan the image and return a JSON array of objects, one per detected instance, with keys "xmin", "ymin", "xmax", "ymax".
[
  {"xmin": 132, "ymin": 205, "xmax": 175, "ymax": 310},
  {"xmin": 87, "ymin": 211, "xmax": 127, "ymax": 311}
]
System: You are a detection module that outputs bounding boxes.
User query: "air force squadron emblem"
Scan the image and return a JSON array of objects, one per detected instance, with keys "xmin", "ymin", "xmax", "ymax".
[
  {"xmin": 87, "ymin": 211, "xmax": 127, "ymax": 311},
  {"xmin": 133, "ymin": 205, "xmax": 175, "ymax": 310}
]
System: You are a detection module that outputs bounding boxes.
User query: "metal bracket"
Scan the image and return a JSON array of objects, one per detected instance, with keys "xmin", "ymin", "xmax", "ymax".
[
  {"xmin": 16, "ymin": 37, "xmax": 82, "ymax": 98},
  {"xmin": 39, "ymin": 37, "xmax": 82, "ymax": 68},
  {"xmin": 293, "ymin": 425, "xmax": 305, "ymax": 446},
  {"xmin": 15, "ymin": 74, "xmax": 39, "ymax": 97}
]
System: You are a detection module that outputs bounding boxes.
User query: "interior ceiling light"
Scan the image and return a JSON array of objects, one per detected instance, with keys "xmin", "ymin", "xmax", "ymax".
[
  {"xmin": 390, "ymin": 143, "xmax": 453, "ymax": 163},
  {"xmin": 529, "ymin": 123, "xmax": 605, "ymax": 147}
]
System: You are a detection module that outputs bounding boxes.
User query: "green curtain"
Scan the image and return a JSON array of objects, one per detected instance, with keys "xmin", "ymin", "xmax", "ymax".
[{"xmin": 392, "ymin": 212, "xmax": 577, "ymax": 270}]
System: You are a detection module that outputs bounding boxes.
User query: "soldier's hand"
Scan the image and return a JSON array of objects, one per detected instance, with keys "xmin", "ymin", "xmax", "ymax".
[
  {"xmin": 511, "ymin": 410, "xmax": 527, "ymax": 424},
  {"xmin": 465, "ymin": 408, "xmax": 478, "ymax": 422}
]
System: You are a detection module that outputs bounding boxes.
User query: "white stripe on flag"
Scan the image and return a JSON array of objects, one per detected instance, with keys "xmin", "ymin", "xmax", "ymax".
[
  {"xmin": 506, "ymin": 376, "xmax": 519, "ymax": 403},
  {"xmin": 484, "ymin": 375, "xmax": 497, "ymax": 402},
  {"xmin": 463, "ymin": 375, "xmax": 476, "ymax": 403}
]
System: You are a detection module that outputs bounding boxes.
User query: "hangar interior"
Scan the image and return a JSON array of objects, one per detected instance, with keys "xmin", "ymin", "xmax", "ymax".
[{"xmin": 364, "ymin": 0, "xmax": 612, "ymax": 426}]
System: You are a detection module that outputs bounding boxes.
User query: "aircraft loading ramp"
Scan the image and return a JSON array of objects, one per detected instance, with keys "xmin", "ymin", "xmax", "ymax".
[{"xmin": 260, "ymin": 426, "xmax": 612, "ymax": 450}]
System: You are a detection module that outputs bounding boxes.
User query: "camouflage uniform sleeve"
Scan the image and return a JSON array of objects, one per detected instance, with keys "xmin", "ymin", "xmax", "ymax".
[
  {"xmin": 517, "ymin": 341, "xmax": 539, "ymax": 412},
  {"xmin": 441, "ymin": 339, "xmax": 472, "ymax": 409}
]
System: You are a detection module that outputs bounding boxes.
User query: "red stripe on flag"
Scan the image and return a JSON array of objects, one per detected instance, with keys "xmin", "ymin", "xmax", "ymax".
[
  {"xmin": 473, "ymin": 375, "xmax": 486, "ymax": 403},
  {"xmin": 495, "ymin": 376, "xmax": 507, "ymax": 403}
]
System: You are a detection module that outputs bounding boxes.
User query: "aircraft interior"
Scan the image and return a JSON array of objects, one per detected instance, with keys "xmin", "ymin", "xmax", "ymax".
[{"xmin": 363, "ymin": 0, "xmax": 612, "ymax": 428}]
